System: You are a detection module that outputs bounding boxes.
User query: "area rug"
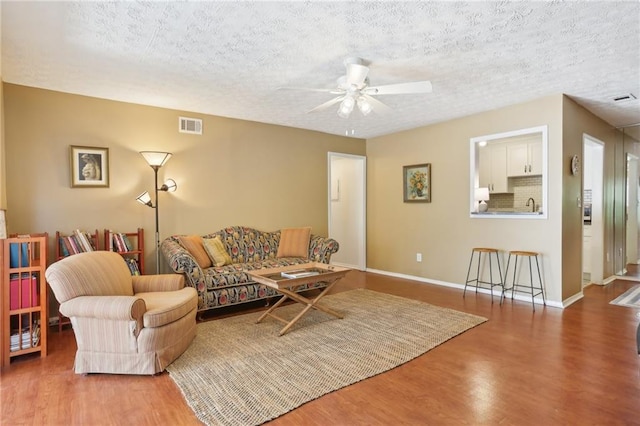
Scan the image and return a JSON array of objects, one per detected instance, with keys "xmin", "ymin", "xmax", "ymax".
[
  {"xmin": 610, "ymin": 285, "xmax": 640, "ymax": 308},
  {"xmin": 167, "ymin": 288, "xmax": 487, "ymax": 426}
]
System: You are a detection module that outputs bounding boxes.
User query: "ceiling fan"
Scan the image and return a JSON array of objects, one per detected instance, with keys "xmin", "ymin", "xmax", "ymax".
[{"xmin": 282, "ymin": 57, "xmax": 433, "ymax": 118}]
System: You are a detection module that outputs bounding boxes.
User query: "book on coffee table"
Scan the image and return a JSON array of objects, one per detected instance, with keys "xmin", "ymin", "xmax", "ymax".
[{"xmin": 280, "ymin": 269, "xmax": 320, "ymax": 279}]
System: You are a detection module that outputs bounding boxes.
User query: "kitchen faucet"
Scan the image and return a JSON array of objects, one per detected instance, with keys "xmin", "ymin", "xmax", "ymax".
[{"xmin": 526, "ymin": 197, "xmax": 536, "ymax": 212}]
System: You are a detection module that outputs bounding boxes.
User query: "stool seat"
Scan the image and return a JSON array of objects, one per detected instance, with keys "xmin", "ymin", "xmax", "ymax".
[
  {"xmin": 464, "ymin": 247, "xmax": 504, "ymax": 303},
  {"xmin": 509, "ymin": 250, "xmax": 539, "ymax": 257},
  {"xmin": 503, "ymin": 250, "xmax": 545, "ymax": 311},
  {"xmin": 472, "ymin": 248, "xmax": 499, "ymax": 253}
]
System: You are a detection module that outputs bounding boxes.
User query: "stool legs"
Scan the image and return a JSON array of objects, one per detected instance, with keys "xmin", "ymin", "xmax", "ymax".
[
  {"xmin": 464, "ymin": 249, "xmax": 504, "ymax": 303},
  {"xmin": 504, "ymin": 251, "xmax": 545, "ymax": 311}
]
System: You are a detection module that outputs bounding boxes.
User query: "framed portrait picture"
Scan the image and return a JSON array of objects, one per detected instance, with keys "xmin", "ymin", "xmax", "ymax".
[
  {"xmin": 70, "ymin": 145, "xmax": 109, "ymax": 188},
  {"xmin": 403, "ymin": 163, "xmax": 431, "ymax": 203}
]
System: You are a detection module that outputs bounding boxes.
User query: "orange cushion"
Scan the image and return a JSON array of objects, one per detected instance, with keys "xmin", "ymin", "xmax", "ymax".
[
  {"xmin": 276, "ymin": 227, "xmax": 311, "ymax": 258},
  {"xmin": 178, "ymin": 235, "xmax": 212, "ymax": 269}
]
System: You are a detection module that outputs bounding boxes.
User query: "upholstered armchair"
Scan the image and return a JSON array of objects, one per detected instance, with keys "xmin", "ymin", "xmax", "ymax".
[{"xmin": 45, "ymin": 251, "xmax": 197, "ymax": 375}]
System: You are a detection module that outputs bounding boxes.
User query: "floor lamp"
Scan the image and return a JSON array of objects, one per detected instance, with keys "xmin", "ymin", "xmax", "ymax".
[{"xmin": 136, "ymin": 151, "xmax": 177, "ymax": 274}]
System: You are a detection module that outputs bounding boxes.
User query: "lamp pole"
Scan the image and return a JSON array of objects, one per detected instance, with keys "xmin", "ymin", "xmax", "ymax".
[
  {"xmin": 138, "ymin": 151, "xmax": 174, "ymax": 276},
  {"xmin": 152, "ymin": 165, "xmax": 161, "ymax": 274}
]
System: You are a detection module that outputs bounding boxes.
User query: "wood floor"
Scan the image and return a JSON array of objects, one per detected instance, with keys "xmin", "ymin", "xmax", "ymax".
[{"xmin": 2, "ymin": 271, "xmax": 639, "ymax": 425}]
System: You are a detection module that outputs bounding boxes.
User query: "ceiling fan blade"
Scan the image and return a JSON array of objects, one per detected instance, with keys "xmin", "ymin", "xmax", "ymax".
[
  {"xmin": 307, "ymin": 96, "xmax": 345, "ymax": 113},
  {"xmin": 364, "ymin": 81, "xmax": 433, "ymax": 95},
  {"xmin": 277, "ymin": 86, "xmax": 335, "ymax": 93},
  {"xmin": 361, "ymin": 94, "xmax": 393, "ymax": 115},
  {"xmin": 346, "ymin": 63, "xmax": 369, "ymax": 86}
]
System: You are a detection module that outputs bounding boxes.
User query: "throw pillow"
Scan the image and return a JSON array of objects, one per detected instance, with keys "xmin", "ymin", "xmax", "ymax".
[
  {"xmin": 178, "ymin": 235, "xmax": 212, "ymax": 269},
  {"xmin": 203, "ymin": 236, "xmax": 232, "ymax": 267},
  {"xmin": 276, "ymin": 227, "xmax": 311, "ymax": 258}
]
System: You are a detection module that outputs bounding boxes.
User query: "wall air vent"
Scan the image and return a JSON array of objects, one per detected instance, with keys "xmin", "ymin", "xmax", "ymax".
[
  {"xmin": 179, "ymin": 117, "xmax": 203, "ymax": 135},
  {"xmin": 612, "ymin": 93, "xmax": 637, "ymax": 103}
]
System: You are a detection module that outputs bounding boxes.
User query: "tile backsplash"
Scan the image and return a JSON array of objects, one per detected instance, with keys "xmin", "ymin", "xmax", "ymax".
[{"xmin": 486, "ymin": 175, "xmax": 543, "ymax": 212}]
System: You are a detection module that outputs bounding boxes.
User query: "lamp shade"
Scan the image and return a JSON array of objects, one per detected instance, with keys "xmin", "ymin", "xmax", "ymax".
[
  {"xmin": 136, "ymin": 191, "xmax": 153, "ymax": 207},
  {"xmin": 337, "ymin": 96, "xmax": 355, "ymax": 118},
  {"xmin": 160, "ymin": 178, "xmax": 177, "ymax": 192},
  {"xmin": 140, "ymin": 151, "xmax": 172, "ymax": 167},
  {"xmin": 474, "ymin": 187, "xmax": 490, "ymax": 201},
  {"xmin": 357, "ymin": 96, "xmax": 372, "ymax": 116}
]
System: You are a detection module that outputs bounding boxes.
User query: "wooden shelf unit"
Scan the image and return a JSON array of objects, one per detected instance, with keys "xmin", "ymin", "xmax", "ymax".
[
  {"xmin": 55, "ymin": 229, "xmax": 99, "ymax": 260},
  {"xmin": 104, "ymin": 228, "xmax": 145, "ymax": 275},
  {"xmin": 54, "ymin": 229, "xmax": 99, "ymax": 332},
  {"xmin": 1, "ymin": 234, "xmax": 48, "ymax": 367}
]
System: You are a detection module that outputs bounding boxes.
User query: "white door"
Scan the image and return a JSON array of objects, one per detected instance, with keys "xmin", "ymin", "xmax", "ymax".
[
  {"xmin": 626, "ymin": 154, "xmax": 639, "ymax": 264},
  {"xmin": 583, "ymin": 135, "xmax": 604, "ymax": 285},
  {"xmin": 328, "ymin": 152, "xmax": 366, "ymax": 270}
]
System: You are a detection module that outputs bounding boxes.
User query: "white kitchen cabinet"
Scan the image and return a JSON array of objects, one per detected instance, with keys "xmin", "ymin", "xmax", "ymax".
[
  {"xmin": 479, "ymin": 143, "xmax": 509, "ymax": 193},
  {"xmin": 507, "ymin": 140, "xmax": 542, "ymax": 177}
]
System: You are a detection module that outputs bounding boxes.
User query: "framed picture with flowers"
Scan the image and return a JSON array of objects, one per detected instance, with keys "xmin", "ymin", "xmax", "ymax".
[{"xmin": 403, "ymin": 163, "xmax": 431, "ymax": 203}]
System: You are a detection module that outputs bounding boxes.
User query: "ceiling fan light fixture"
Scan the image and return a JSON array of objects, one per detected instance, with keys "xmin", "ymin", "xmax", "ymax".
[
  {"xmin": 357, "ymin": 97, "xmax": 372, "ymax": 116},
  {"xmin": 338, "ymin": 96, "xmax": 355, "ymax": 118},
  {"xmin": 299, "ymin": 57, "xmax": 433, "ymax": 120}
]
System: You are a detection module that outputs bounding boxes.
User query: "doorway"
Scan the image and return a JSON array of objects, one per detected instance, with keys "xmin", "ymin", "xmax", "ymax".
[
  {"xmin": 583, "ymin": 135, "xmax": 604, "ymax": 285},
  {"xmin": 625, "ymin": 154, "xmax": 640, "ymax": 267},
  {"xmin": 327, "ymin": 152, "xmax": 366, "ymax": 270},
  {"xmin": 616, "ymin": 124, "xmax": 640, "ymax": 279}
]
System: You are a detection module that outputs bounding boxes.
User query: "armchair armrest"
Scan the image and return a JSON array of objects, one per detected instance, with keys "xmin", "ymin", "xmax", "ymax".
[
  {"xmin": 132, "ymin": 274, "xmax": 185, "ymax": 293},
  {"xmin": 308, "ymin": 235, "xmax": 340, "ymax": 263},
  {"xmin": 60, "ymin": 295, "xmax": 146, "ymax": 322}
]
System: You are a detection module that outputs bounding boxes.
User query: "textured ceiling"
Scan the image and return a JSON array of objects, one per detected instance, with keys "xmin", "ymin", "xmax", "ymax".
[{"xmin": 2, "ymin": 1, "xmax": 639, "ymax": 139}]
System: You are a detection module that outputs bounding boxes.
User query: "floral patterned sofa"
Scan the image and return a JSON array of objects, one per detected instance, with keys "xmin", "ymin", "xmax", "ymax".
[{"xmin": 160, "ymin": 226, "xmax": 339, "ymax": 314}]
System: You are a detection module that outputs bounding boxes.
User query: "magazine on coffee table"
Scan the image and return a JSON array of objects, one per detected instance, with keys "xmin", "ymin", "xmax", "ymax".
[{"xmin": 280, "ymin": 269, "xmax": 321, "ymax": 279}]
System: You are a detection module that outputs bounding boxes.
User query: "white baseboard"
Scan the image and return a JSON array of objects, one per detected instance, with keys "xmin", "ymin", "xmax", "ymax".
[
  {"xmin": 603, "ymin": 275, "xmax": 619, "ymax": 284},
  {"xmin": 610, "ymin": 274, "xmax": 640, "ymax": 282},
  {"xmin": 331, "ymin": 261, "xmax": 362, "ymax": 270},
  {"xmin": 365, "ymin": 267, "xmax": 565, "ymax": 309}
]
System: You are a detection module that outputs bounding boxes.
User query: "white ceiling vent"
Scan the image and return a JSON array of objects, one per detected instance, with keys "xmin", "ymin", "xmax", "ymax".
[{"xmin": 179, "ymin": 116, "xmax": 202, "ymax": 135}]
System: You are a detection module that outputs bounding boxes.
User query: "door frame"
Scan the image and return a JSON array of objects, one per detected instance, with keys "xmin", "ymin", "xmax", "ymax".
[
  {"xmin": 583, "ymin": 134, "xmax": 604, "ymax": 284},
  {"xmin": 327, "ymin": 152, "xmax": 366, "ymax": 270}
]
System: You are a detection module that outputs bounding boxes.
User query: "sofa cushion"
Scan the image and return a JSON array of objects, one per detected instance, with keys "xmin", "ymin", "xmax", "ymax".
[
  {"xmin": 277, "ymin": 227, "xmax": 311, "ymax": 258},
  {"xmin": 214, "ymin": 227, "xmax": 279, "ymax": 263},
  {"xmin": 178, "ymin": 235, "xmax": 212, "ymax": 269},
  {"xmin": 203, "ymin": 236, "xmax": 232, "ymax": 267}
]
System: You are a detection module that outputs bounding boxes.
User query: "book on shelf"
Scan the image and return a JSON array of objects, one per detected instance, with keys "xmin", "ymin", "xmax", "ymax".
[
  {"xmin": 59, "ymin": 230, "xmax": 96, "ymax": 256},
  {"xmin": 122, "ymin": 235, "xmax": 133, "ymax": 251},
  {"xmin": 59, "ymin": 239, "xmax": 70, "ymax": 257},
  {"xmin": 108, "ymin": 231, "xmax": 135, "ymax": 253},
  {"xmin": 10, "ymin": 324, "xmax": 40, "ymax": 352},
  {"xmin": 281, "ymin": 269, "xmax": 321, "ymax": 279},
  {"xmin": 9, "ymin": 242, "xmax": 30, "ymax": 268},
  {"xmin": 74, "ymin": 229, "xmax": 96, "ymax": 252},
  {"xmin": 9, "ymin": 273, "xmax": 39, "ymax": 310},
  {"xmin": 125, "ymin": 258, "xmax": 141, "ymax": 276}
]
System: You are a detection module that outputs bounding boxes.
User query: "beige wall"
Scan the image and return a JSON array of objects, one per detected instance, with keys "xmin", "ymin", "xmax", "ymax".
[
  {"xmin": 366, "ymin": 94, "xmax": 614, "ymax": 305},
  {"xmin": 3, "ymin": 84, "xmax": 365, "ymax": 273},
  {"xmin": 3, "ymin": 82, "xmax": 622, "ymax": 307},
  {"xmin": 0, "ymin": 5, "xmax": 6, "ymax": 213},
  {"xmin": 561, "ymin": 96, "xmax": 619, "ymax": 299}
]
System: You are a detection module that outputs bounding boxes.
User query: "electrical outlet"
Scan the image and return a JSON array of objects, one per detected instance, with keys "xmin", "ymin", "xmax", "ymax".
[{"xmin": 416, "ymin": 253, "xmax": 422, "ymax": 262}]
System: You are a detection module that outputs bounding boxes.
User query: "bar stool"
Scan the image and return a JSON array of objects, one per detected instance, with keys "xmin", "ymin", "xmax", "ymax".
[
  {"xmin": 503, "ymin": 250, "xmax": 546, "ymax": 311},
  {"xmin": 464, "ymin": 247, "xmax": 504, "ymax": 303}
]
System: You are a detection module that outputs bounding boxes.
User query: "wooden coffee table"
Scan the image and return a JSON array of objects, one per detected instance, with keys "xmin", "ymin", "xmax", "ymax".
[{"xmin": 248, "ymin": 262, "xmax": 350, "ymax": 335}]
